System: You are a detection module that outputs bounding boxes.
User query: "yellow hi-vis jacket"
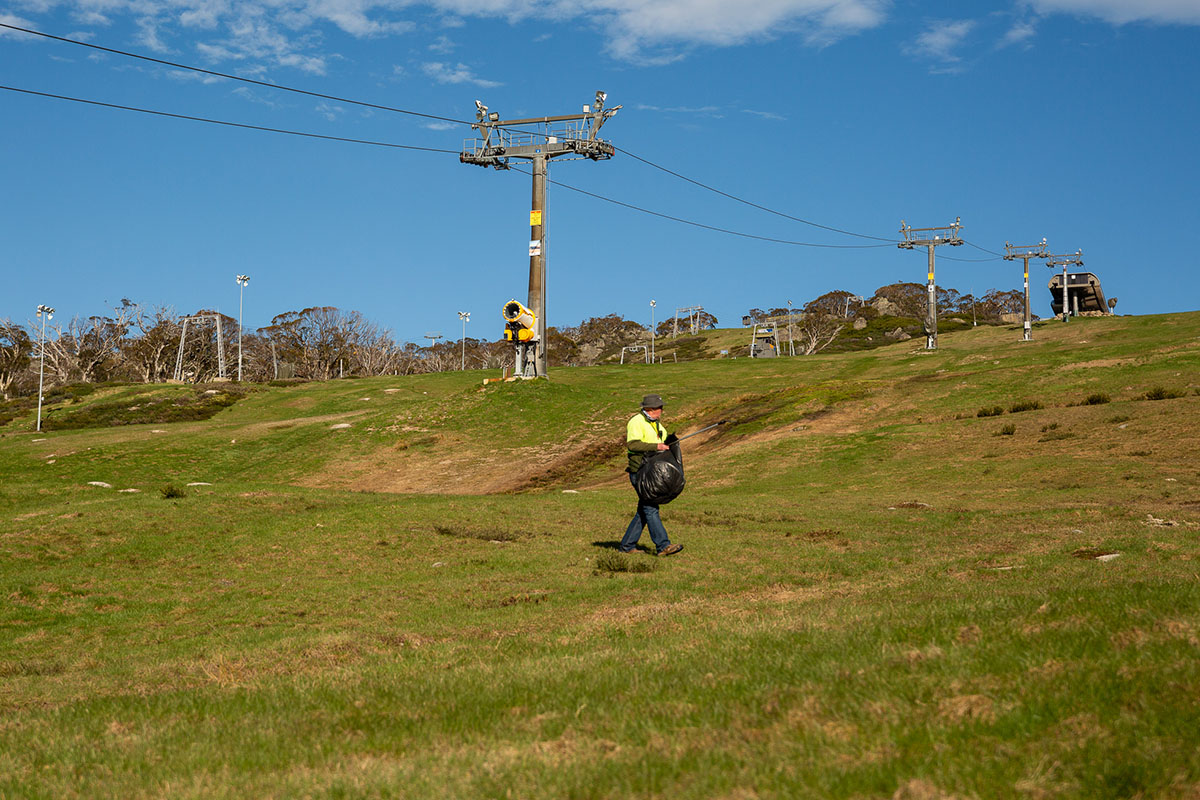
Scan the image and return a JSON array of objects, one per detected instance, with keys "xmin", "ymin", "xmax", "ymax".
[{"xmin": 626, "ymin": 412, "xmax": 668, "ymax": 474}]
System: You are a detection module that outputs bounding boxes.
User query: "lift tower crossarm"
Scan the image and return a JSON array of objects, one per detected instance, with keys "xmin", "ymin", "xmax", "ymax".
[
  {"xmin": 1004, "ymin": 237, "xmax": 1048, "ymax": 342},
  {"xmin": 897, "ymin": 217, "xmax": 963, "ymax": 350}
]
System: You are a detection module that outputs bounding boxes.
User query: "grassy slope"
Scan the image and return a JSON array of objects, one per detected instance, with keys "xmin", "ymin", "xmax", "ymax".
[{"xmin": 1, "ymin": 313, "xmax": 1198, "ymax": 799}]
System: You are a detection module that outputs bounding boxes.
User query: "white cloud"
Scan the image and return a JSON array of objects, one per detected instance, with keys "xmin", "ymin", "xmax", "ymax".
[
  {"xmin": 314, "ymin": 100, "xmax": 344, "ymax": 120},
  {"xmin": 904, "ymin": 19, "xmax": 975, "ymax": 64},
  {"xmin": 1027, "ymin": 0, "xmax": 1200, "ymax": 25},
  {"xmin": 421, "ymin": 61, "xmax": 501, "ymax": 87},
  {"xmin": 584, "ymin": 0, "xmax": 890, "ymax": 59},
  {"xmin": 0, "ymin": 12, "xmax": 39, "ymax": 37},
  {"xmin": 423, "ymin": 120, "xmax": 459, "ymax": 130},
  {"xmin": 742, "ymin": 109, "xmax": 786, "ymax": 121},
  {"xmin": 13, "ymin": 0, "xmax": 892, "ymax": 70},
  {"xmin": 428, "ymin": 34, "xmax": 454, "ymax": 53},
  {"xmin": 997, "ymin": 18, "xmax": 1036, "ymax": 48}
]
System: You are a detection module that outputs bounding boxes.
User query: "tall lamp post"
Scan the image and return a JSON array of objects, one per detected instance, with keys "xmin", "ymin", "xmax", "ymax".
[
  {"xmin": 35, "ymin": 304, "xmax": 54, "ymax": 432},
  {"xmin": 649, "ymin": 299, "xmax": 656, "ymax": 363},
  {"xmin": 457, "ymin": 311, "xmax": 470, "ymax": 371},
  {"xmin": 235, "ymin": 275, "xmax": 249, "ymax": 381}
]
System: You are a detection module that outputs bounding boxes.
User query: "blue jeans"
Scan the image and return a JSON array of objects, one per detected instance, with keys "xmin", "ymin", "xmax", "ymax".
[{"xmin": 620, "ymin": 473, "xmax": 670, "ymax": 553}]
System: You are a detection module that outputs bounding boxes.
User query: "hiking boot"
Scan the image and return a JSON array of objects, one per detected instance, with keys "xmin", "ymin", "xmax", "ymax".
[{"xmin": 658, "ymin": 543, "xmax": 684, "ymax": 557}]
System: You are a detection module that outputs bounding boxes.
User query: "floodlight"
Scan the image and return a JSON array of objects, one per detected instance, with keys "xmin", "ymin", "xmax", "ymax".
[
  {"xmin": 489, "ymin": 111, "xmax": 499, "ymax": 122},
  {"xmin": 583, "ymin": 104, "xmax": 590, "ymax": 113}
]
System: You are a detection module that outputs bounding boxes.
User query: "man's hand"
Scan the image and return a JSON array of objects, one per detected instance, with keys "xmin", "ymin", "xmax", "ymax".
[{"xmin": 656, "ymin": 443, "xmax": 670, "ymax": 451}]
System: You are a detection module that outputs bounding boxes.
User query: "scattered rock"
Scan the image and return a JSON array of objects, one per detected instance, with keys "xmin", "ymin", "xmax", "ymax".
[
  {"xmin": 432, "ymin": 562, "xmax": 445, "ymax": 568},
  {"xmin": 204, "ymin": 390, "xmax": 219, "ymax": 395},
  {"xmin": 151, "ymin": 430, "xmax": 167, "ymax": 434},
  {"xmin": 1095, "ymin": 553, "xmax": 1122, "ymax": 562},
  {"xmin": 893, "ymin": 501, "xmax": 931, "ymax": 509},
  {"xmin": 562, "ymin": 489, "xmax": 579, "ymax": 494},
  {"xmin": 1144, "ymin": 514, "xmax": 1177, "ymax": 528},
  {"xmin": 87, "ymin": 481, "xmax": 113, "ymax": 489},
  {"xmin": 1072, "ymin": 547, "xmax": 1119, "ymax": 559},
  {"xmin": 329, "ymin": 423, "xmax": 352, "ymax": 430},
  {"xmin": 32, "ymin": 438, "xmax": 46, "ymax": 443},
  {"xmin": 1118, "ymin": 423, "xmax": 1128, "ymax": 430},
  {"xmin": 118, "ymin": 489, "xmax": 140, "ymax": 493},
  {"xmin": 46, "ymin": 460, "xmax": 56, "ymax": 465},
  {"xmin": 383, "ymin": 388, "xmax": 401, "ymax": 394},
  {"xmin": 853, "ymin": 317, "xmax": 868, "ymax": 330},
  {"xmin": 186, "ymin": 482, "xmax": 213, "ymax": 487},
  {"xmin": 360, "ymin": 397, "xmax": 371, "ymax": 401}
]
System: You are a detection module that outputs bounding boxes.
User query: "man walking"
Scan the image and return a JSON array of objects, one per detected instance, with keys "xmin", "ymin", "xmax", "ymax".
[{"xmin": 619, "ymin": 393, "xmax": 684, "ymax": 556}]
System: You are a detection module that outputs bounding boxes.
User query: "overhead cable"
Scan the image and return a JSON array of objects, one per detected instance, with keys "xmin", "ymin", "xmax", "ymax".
[
  {"xmin": 0, "ymin": 21, "xmax": 468, "ymax": 127},
  {"xmin": 0, "ymin": 85, "xmax": 458, "ymax": 154}
]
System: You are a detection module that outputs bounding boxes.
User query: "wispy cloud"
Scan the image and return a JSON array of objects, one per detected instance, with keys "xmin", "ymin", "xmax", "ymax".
[
  {"xmin": 904, "ymin": 19, "xmax": 975, "ymax": 71},
  {"xmin": 314, "ymin": 101, "xmax": 345, "ymax": 121},
  {"xmin": 0, "ymin": 12, "xmax": 39, "ymax": 38},
  {"xmin": 742, "ymin": 109, "xmax": 786, "ymax": 121},
  {"xmin": 997, "ymin": 18, "xmax": 1037, "ymax": 49},
  {"xmin": 1027, "ymin": 0, "xmax": 1200, "ymax": 25},
  {"xmin": 421, "ymin": 61, "xmax": 501, "ymax": 88},
  {"xmin": 597, "ymin": 0, "xmax": 889, "ymax": 61},
  {"xmin": 423, "ymin": 121, "xmax": 459, "ymax": 131},
  {"xmin": 231, "ymin": 86, "xmax": 284, "ymax": 109},
  {"xmin": 636, "ymin": 104, "xmax": 722, "ymax": 115},
  {"xmin": 428, "ymin": 34, "xmax": 454, "ymax": 53}
]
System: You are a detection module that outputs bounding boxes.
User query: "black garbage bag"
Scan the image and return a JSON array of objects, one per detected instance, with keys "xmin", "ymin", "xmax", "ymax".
[{"xmin": 635, "ymin": 440, "xmax": 685, "ymax": 505}]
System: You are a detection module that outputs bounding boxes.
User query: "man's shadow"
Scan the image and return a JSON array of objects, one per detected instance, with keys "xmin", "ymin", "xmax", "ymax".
[{"xmin": 591, "ymin": 541, "xmax": 653, "ymax": 554}]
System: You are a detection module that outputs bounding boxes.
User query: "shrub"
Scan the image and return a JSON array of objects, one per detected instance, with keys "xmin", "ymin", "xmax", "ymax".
[
  {"xmin": 1143, "ymin": 386, "xmax": 1185, "ymax": 401},
  {"xmin": 995, "ymin": 424, "xmax": 1016, "ymax": 436},
  {"xmin": 1039, "ymin": 430, "xmax": 1077, "ymax": 442},
  {"xmin": 1009, "ymin": 400, "xmax": 1043, "ymax": 413},
  {"xmin": 1106, "ymin": 415, "xmax": 1130, "ymax": 424},
  {"xmin": 977, "ymin": 406, "xmax": 1004, "ymax": 418},
  {"xmin": 1041, "ymin": 423, "xmax": 1059, "ymax": 432},
  {"xmin": 160, "ymin": 484, "xmax": 186, "ymax": 499},
  {"xmin": 1082, "ymin": 393, "xmax": 1111, "ymax": 405}
]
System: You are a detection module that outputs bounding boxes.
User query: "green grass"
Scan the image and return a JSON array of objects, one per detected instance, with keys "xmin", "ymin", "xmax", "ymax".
[{"xmin": 2, "ymin": 312, "xmax": 1199, "ymax": 798}]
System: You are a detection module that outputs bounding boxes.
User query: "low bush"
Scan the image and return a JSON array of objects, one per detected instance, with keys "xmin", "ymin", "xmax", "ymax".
[
  {"xmin": 1009, "ymin": 400, "xmax": 1043, "ymax": 413},
  {"xmin": 1082, "ymin": 393, "xmax": 1111, "ymax": 405},
  {"xmin": 160, "ymin": 484, "xmax": 186, "ymax": 499},
  {"xmin": 1143, "ymin": 386, "xmax": 1186, "ymax": 401},
  {"xmin": 995, "ymin": 424, "xmax": 1016, "ymax": 436},
  {"xmin": 977, "ymin": 406, "xmax": 1004, "ymax": 418}
]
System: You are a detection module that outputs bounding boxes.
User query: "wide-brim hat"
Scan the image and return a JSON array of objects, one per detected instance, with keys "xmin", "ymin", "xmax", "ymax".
[{"xmin": 640, "ymin": 393, "xmax": 664, "ymax": 409}]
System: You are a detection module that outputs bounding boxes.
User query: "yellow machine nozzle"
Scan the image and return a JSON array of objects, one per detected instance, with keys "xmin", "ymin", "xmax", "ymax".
[{"xmin": 502, "ymin": 299, "xmax": 537, "ymax": 330}]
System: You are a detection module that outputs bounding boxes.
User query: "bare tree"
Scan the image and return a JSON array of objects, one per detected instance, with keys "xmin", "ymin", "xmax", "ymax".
[
  {"xmin": 0, "ymin": 319, "xmax": 33, "ymax": 400},
  {"xmin": 796, "ymin": 298, "xmax": 846, "ymax": 355},
  {"xmin": 42, "ymin": 306, "xmax": 133, "ymax": 384},
  {"xmin": 120, "ymin": 304, "xmax": 181, "ymax": 383}
]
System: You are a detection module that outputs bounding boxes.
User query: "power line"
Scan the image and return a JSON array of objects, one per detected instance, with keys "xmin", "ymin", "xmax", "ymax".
[
  {"xmin": 2, "ymin": 21, "xmax": 1025, "ymax": 260},
  {"xmin": 4, "ymin": 21, "xmax": 908, "ymax": 246},
  {"xmin": 0, "ymin": 85, "xmax": 458, "ymax": 154},
  {"xmin": 615, "ymin": 146, "xmax": 896, "ymax": 243},
  {"xmin": 0, "ymin": 21, "xmax": 468, "ymax": 128},
  {"xmin": 512, "ymin": 166, "xmax": 894, "ymax": 250},
  {"xmin": 3, "ymin": 80, "xmax": 895, "ymax": 250}
]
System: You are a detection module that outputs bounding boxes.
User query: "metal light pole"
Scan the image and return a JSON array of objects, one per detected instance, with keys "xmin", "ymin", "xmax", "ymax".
[
  {"xmin": 649, "ymin": 299, "xmax": 656, "ymax": 363},
  {"xmin": 236, "ymin": 275, "xmax": 249, "ymax": 381},
  {"xmin": 457, "ymin": 311, "xmax": 470, "ymax": 370},
  {"xmin": 35, "ymin": 304, "xmax": 54, "ymax": 432}
]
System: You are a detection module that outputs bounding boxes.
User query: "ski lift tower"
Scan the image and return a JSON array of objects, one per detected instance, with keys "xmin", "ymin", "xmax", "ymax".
[
  {"xmin": 1004, "ymin": 238, "xmax": 1048, "ymax": 341},
  {"xmin": 898, "ymin": 217, "xmax": 964, "ymax": 350},
  {"xmin": 461, "ymin": 91, "xmax": 621, "ymax": 378},
  {"xmin": 1046, "ymin": 249, "xmax": 1085, "ymax": 322}
]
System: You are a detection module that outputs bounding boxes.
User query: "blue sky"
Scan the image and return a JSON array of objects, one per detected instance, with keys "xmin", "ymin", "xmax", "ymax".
[{"xmin": 2, "ymin": 0, "xmax": 1198, "ymax": 344}]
